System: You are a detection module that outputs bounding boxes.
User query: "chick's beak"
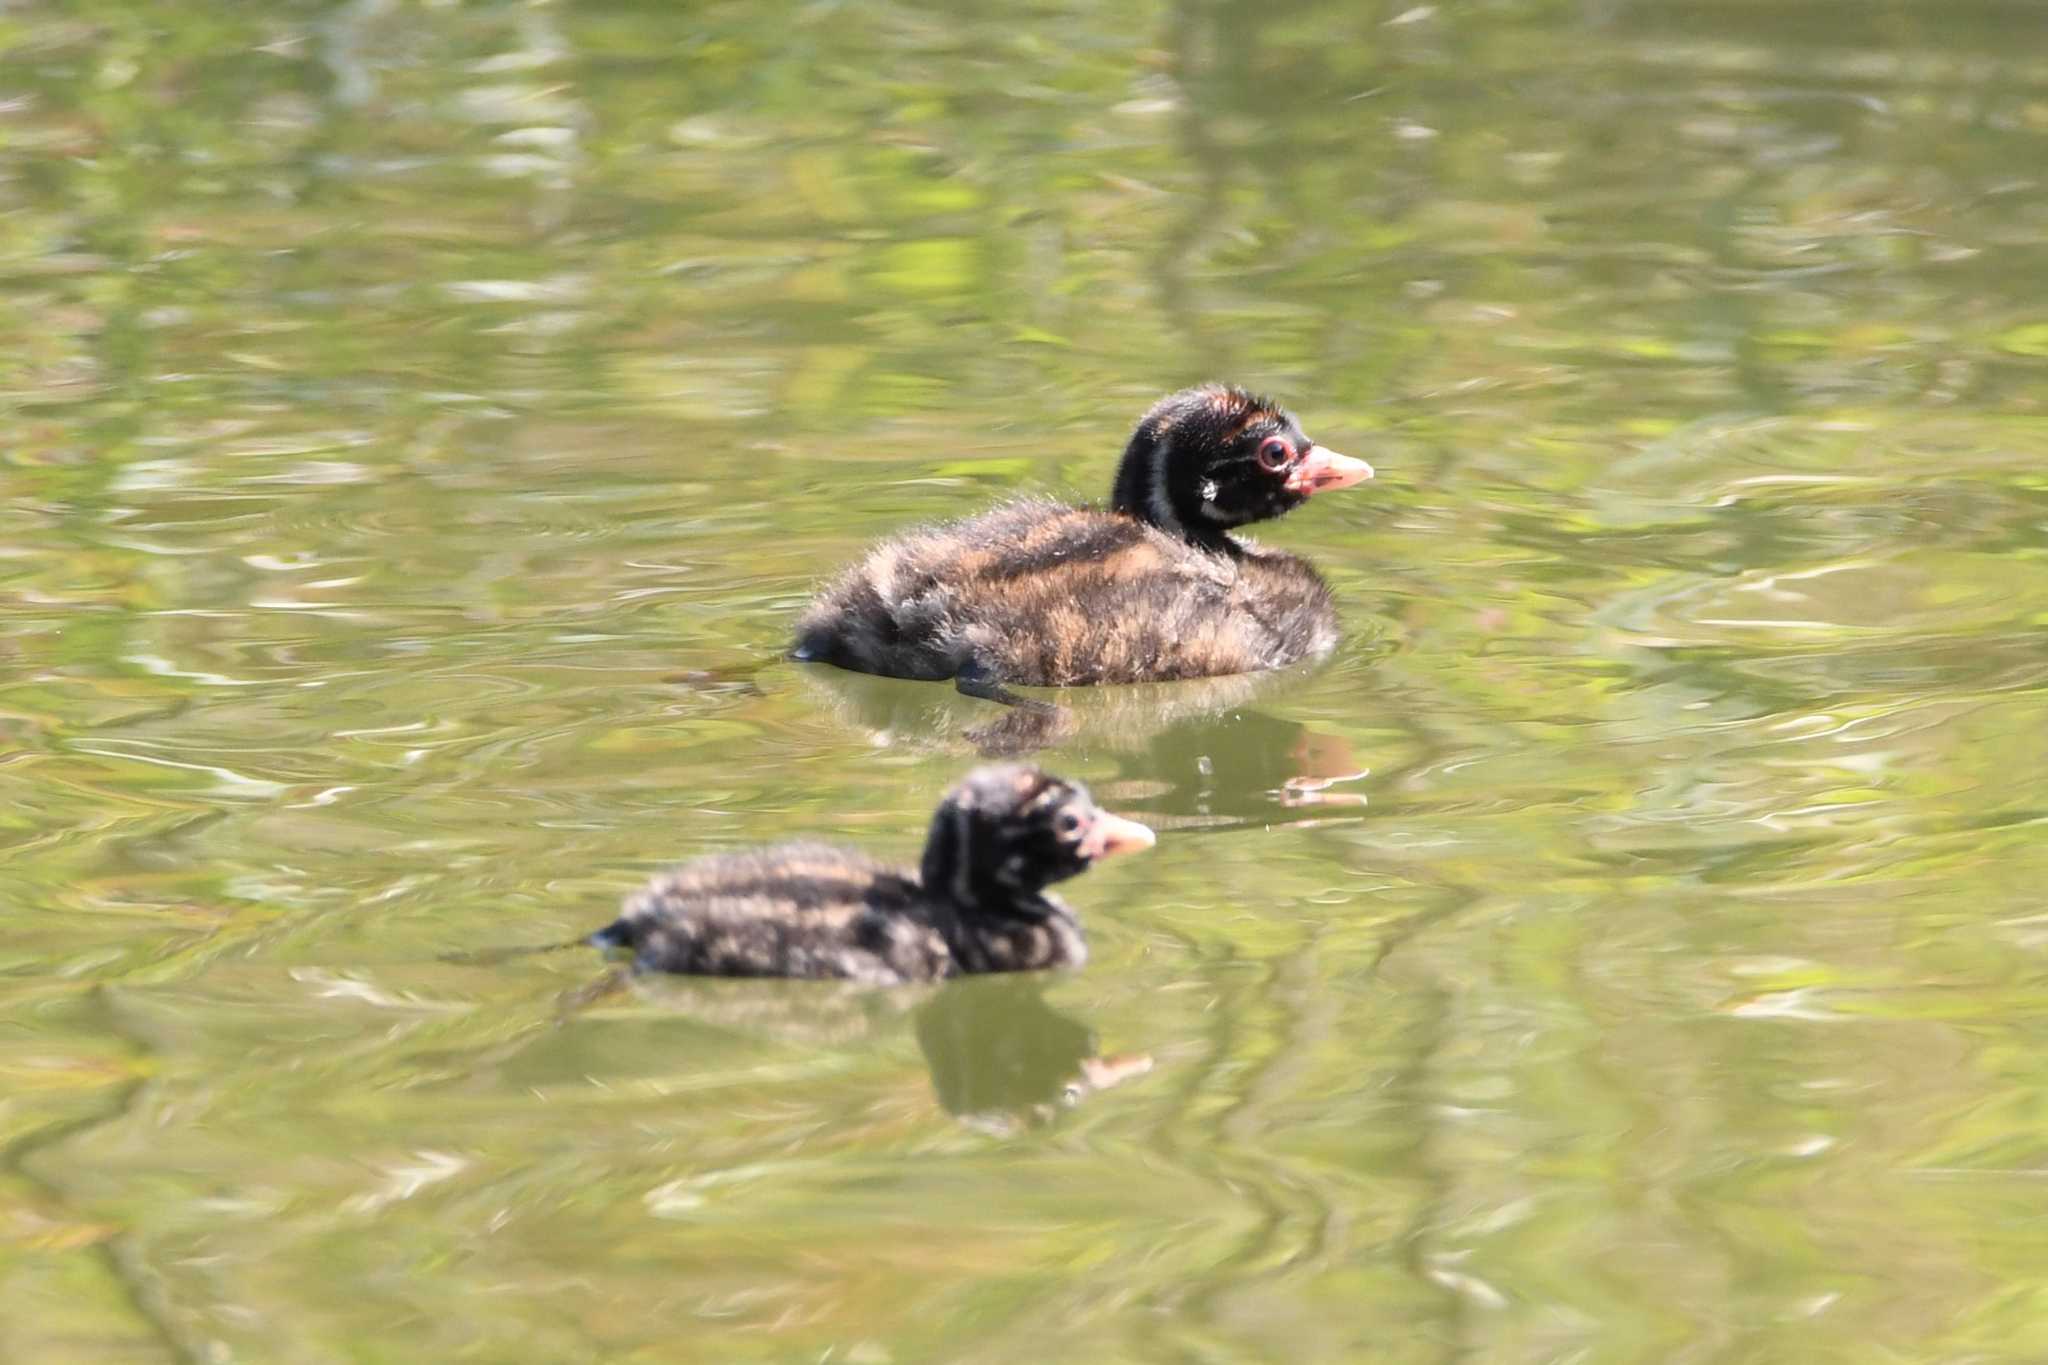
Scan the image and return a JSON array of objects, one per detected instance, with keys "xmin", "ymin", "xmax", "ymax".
[
  {"xmin": 1284, "ymin": 445, "xmax": 1375, "ymax": 496},
  {"xmin": 1080, "ymin": 811, "xmax": 1156, "ymax": 860}
]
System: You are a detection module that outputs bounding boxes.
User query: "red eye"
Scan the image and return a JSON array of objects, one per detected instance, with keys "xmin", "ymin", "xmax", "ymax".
[{"xmin": 1257, "ymin": 437, "xmax": 1292, "ymax": 471}]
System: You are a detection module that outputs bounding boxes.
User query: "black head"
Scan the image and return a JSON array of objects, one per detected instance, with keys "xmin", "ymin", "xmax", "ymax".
[
  {"xmin": 1108, "ymin": 384, "xmax": 1373, "ymax": 548},
  {"xmin": 920, "ymin": 764, "xmax": 1154, "ymax": 911}
]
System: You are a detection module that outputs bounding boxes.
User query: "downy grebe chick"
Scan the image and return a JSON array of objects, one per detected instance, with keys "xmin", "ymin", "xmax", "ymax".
[
  {"xmin": 590, "ymin": 765, "xmax": 1154, "ymax": 984},
  {"xmin": 792, "ymin": 384, "xmax": 1374, "ymax": 710}
]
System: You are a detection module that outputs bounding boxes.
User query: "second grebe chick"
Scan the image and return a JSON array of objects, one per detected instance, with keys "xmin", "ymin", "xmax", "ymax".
[{"xmin": 590, "ymin": 765, "xmax": 1153, "ymax": 984}]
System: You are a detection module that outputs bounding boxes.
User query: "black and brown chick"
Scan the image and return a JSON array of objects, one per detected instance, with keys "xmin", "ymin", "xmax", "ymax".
[
  {"xmin": 791, "ymin": 384, "xmax": 1374, "ymax": 711},
  {"xmin": 589, "ymin": 764, "xmax": 1154, "ymax": 984}
]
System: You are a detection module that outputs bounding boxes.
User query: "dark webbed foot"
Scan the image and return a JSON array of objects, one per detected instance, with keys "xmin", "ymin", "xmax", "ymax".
[
  {"xmin": 556, "ymin": 965, "xmax": 632, "ymax": 1020},
  {"xmin": 955, "ymin": 657, "xmax": 1058, "ymax": 714}
]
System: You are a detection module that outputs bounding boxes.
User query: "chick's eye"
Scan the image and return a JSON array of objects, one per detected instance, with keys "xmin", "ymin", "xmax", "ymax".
[
  {"xmin": 1257, "ymin": 438, "xmax": 1292, "ymax": 471},
  {"xmin": 1055, "ymin": 811, "xmax": 1084, "ymax": 837}
]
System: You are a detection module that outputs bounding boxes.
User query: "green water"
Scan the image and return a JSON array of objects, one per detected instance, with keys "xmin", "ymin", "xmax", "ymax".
[{"xmin": 5, "ymin": 0, "xmax": 2048, "ymax": 1360}]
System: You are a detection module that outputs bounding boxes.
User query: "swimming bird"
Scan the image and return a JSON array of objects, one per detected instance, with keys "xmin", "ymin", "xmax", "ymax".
[
  {"xmin": 791, "ymin": 383, "xmax": 1373, "ymax": 712},
  {"xmin": 590, "ymin": 764, "xmax": 1153, "ymax": 983}
]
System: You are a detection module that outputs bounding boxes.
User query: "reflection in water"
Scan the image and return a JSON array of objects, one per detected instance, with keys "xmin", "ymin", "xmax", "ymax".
[
  {"xmin": 917, "ymin": 975, "xmax": 1151, "ymax": 1131},
  {"xmin": 793, "ymin": 662, "xmax": 1368, "ymax": 829},
  {"xmin": 1108, "ymin": 705, "xmax": 1370, "ymax": 831},
  {"xmin": 560, "ymin": 971, "xmax": 1148, "ymax": 1131},
  {"xmin": 587, "ymin": 971, "xmax": 922, "ymax": 1048},
  {"xmin": 789, "ymin": 644, "xmax": 1298, "ymax": 752}
]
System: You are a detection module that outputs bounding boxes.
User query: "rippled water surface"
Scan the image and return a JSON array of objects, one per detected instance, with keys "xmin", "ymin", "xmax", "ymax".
[{"xmin": 6, "ymin": 1, "xmax": 2048, "ymax": 1360}]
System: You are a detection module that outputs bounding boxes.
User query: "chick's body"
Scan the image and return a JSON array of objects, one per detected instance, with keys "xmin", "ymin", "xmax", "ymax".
[
  {"xmin": 591, "ymin": 765, "xmax": 1152, "ymax": 985},
  {"xmin": 791, "ymin": 385, "xmax": 1371, "ymax": 708},
  {"xmin": 604, "ymin": 844, "xmax": 955, "ymax": 985},
  {"xmin": 793, "ymin": 498, "xmax": 1339, "ymax": 688}
]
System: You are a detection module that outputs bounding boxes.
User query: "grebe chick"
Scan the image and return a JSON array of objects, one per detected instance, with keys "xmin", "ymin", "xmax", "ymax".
[
  {"xmin": 792, "ymin": 383, "xmax": 1373, "ymax": 711},
  {"xmin": 591, "ymin": 765, "xmax": 1153, "ymax": 984}
]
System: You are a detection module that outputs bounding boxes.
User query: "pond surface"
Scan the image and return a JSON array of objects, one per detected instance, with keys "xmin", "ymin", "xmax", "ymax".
[{"xmin": 5, "ymin": 1, "xmax": 2048, "ymax": 1360}]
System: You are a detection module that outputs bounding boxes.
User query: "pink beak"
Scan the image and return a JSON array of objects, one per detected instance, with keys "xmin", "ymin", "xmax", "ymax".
[
  {"xmin": 1283, "ymin": 445, "xmax": 1374, "ymax": 496},
  {"xmin": 1079, "ymin": 811, "xmax": 1156, "ymax": 860}
]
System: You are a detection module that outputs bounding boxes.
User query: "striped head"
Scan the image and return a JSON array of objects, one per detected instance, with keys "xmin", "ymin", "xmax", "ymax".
[
  {"xmin": 919, "ymin": 765, "xmax": 1154, "ymax": 911},
  {"xmin": 1109, "ymin": 384, "xmax": 1372, "ymax": 545}
]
